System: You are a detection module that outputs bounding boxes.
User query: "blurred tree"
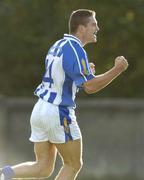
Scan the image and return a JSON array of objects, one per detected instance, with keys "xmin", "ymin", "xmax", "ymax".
[{"xmin": 0, "ymin": 0, "xmax": 144, "ymax": 97}]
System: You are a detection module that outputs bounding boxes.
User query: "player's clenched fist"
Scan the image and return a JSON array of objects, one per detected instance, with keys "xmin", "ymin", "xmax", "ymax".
[
  {"xmin": 114, "ymin": 56, "xmax": 129, "ymax": 71},
  {"xmin": 89, "ymin": 62, "xmax": 96, "ymax": 74}
]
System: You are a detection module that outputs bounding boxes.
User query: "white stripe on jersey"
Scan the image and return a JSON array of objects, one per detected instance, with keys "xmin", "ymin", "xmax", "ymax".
[
  {"xmin": 72, "ymin": 82, "xmax": 77, "ymax": 101},
  {"xmin": 51, "ymin": 55, "xmax": 65, "ymax": 104},
  {"xmin": 68, "ymin": 40, "xmax": 87, "ymax": 81}
]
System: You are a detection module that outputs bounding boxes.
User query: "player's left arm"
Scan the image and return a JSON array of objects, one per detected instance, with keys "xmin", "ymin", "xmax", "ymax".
[{"xmin": 83, "ymin": 56, "xmax": 129, "ymax": 94}]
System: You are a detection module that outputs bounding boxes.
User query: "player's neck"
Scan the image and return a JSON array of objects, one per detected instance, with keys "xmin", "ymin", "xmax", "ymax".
[{"xmin": 70, "ymin": 33, "xmax": 86, "ymax": 47}]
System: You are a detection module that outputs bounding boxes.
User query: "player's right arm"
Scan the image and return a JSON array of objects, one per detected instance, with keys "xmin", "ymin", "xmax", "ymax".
[{"xmin": 83, "ymin": 56, "xmax": 129, "ymax": 94}]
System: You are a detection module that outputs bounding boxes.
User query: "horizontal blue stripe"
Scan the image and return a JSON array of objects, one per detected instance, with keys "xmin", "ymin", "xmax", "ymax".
[
  {"xmin": 42, "ymin": 77, "xmax": 53, "ymax": 83},
  {"xmin": 39, "ymin": 90, "xmax": 48, "ymax": 99},
  {"xmin": 34, "ymin": 88, "xmax": 40, "ymax": 95},
  {"xmin": 48, "ymin": 92, "xmax": 57, "ymax": 103},
  {"xmin": 34, "ymin": 84, "xmax": 43, "ymax": 95}
]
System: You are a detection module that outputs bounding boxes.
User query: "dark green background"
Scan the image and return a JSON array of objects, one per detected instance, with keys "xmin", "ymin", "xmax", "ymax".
[{"xmin": 0, "ymin": 0, "xmax": 143, "ymax": 97}]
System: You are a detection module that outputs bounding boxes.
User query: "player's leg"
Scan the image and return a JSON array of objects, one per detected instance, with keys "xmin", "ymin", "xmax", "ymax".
[
  {"xmin": 1, "ymin": 141, "xmax": 57, "ymax": 179},
  {"xmin": 55, "ymin": 139, "xmax": 83, "ymax": 180}
]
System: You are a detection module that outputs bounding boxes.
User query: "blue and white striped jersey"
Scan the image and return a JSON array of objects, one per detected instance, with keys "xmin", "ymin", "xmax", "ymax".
[{"xmin": 34, "ymin": 34, "xmax": 95, "ymax": 107}]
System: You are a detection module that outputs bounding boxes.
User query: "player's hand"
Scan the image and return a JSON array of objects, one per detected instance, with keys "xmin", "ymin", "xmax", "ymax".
[
  {"xmin": 114, "ymin": 56, "xmax": 129, "ymax": 72},
  {"xmin": 89, "ymin": 62, "xmax": 96, "ymax": 74}
]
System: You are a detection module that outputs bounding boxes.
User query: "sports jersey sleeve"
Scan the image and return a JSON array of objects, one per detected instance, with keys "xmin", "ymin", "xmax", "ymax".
[{"xmin": 63, "ymin": 41, "xmax": 95, "ymax": 87}]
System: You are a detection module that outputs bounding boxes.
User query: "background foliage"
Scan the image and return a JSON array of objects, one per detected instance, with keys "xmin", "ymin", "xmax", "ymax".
[{"xmin": 0, "ymin": 0, "xmax": 144, "ymax": 98}]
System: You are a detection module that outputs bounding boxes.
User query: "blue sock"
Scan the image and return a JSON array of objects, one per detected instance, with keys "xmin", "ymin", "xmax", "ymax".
[{"xmin": 2, "ymin": 166, "xmax": 14, "ymax": 180}]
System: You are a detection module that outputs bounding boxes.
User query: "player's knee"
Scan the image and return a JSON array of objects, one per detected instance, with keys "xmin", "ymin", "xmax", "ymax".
[
  {"xmin": 37, "ymin": 166, "xmax": 54, "ymax": 178},
  {"xmin": 73, "ymin": 159, "xmax": 83, "ymax": 172},
  {"xmin": 65, "ymin": 158, "xmax": 83, "ymax": 173},
  {"xmin": 36, "ymin": 161, "xmax": 54, "ymax": 178},
  {"xmin": 38, "ymin": 168, "xmax": 53, "ymax": 178}
]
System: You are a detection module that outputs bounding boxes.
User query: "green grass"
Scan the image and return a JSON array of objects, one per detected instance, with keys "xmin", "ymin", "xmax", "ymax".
[{"xmin": 77, "ymin": 175, "xmax": 142, "ymax": 180}]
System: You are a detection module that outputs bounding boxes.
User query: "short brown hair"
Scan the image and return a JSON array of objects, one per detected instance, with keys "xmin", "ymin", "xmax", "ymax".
[{"xmin": 69, "ymin": 9, "xmax": 96, "ymax": 34}]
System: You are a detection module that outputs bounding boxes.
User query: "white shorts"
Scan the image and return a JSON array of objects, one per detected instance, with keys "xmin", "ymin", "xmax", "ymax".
[{"xmin": 29, "ymin": 98, "xmax": 82, "ymax": 143}]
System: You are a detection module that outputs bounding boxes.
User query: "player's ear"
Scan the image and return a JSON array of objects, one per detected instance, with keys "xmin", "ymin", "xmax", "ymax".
[{"xmin": 78, "ymin": 24, "xmax": 86, "ymax": 33}]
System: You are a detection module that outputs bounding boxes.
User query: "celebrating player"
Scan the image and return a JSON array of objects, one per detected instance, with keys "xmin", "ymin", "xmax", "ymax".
[{"xmin": 0, "ymin": 9, "xmax": 128, "ymax": 180}]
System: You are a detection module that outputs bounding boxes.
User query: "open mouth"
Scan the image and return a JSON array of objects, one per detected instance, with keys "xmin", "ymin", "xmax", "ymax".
[{"xmin": 93, "ymin": 32, "xmax": 97, "ymax": 38}]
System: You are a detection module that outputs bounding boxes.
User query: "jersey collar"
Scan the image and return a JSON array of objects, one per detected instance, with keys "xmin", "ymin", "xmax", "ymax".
[{"xmin": 63, "ymin": 34, "xmax": 83, "ymax": 47}]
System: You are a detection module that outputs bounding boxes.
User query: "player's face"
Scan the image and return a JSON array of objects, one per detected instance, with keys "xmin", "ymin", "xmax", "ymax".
[{"xmin": 83, "ymin": 16, "xmax": 99, "ymax": 44}]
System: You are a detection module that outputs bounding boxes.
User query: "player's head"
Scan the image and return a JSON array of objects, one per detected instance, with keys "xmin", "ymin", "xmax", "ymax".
[{"xmin": 68, "ymin": 9, "xmax": 99, "ymax": 45}]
